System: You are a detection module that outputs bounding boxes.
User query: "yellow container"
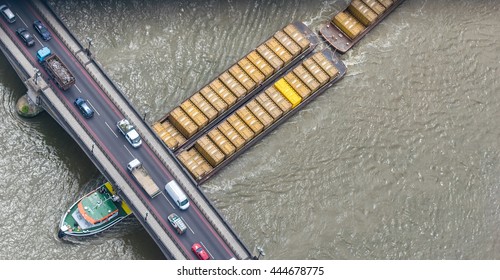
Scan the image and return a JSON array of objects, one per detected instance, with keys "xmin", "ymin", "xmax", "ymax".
[
  {"xmin": 227, "ymin": 114, "xmax": 255, "ymax": 141},
  {"xmin": 168, "ymin": 107, "xmax": 198, "ymax": 138},
  {"xmin": 210, "ymin": 80, "xmax": 236, "ymax": 106},
  {"xmin": 208, "ymin": 128, "xmax": 236, "ymax": 157},
  {"xmin": 274, "ymin": 79, "xmax": 302, "ymax": 108},
  {"xmin": 195, "ymin": 136, "xmax": 225, "ymax": 167},
  {"xmin": 162, "ymin": 120, "xmax": 186, "ymax": 148},
  {"xmin": 181, "ymin": 100, "xmax": 209, "ymax": 129},
  {"xmin": 236, "ymin": 106, "xmax": 264, "ymax": 134}
]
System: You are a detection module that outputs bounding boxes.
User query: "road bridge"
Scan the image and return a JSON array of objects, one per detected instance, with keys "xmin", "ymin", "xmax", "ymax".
[{"xmin": 0, "ymin": 0, "xmax": 253, "ymax": 260}]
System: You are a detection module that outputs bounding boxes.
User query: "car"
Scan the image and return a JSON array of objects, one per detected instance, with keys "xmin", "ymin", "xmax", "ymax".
[
  {"xmin": 191, "ymin": 243, "xmax": 209, "ymax": 260},
  {"xmin": 15, "ymin": 28, "xmax": 35, "ymax": 47},
  {"xmin": 74, "ymin": 98, "xmax": 94, "ymax": 118},
  {"xmin": 167, "ymin": 213, "xmax": 187, "ymax": 234},
  {"xmin": 33, "ymin": 20, "xmax": 51, "ymax": 41},
  {"xmin": 0, "ymin": 4, "xmax": 15, "ymax": 23}
]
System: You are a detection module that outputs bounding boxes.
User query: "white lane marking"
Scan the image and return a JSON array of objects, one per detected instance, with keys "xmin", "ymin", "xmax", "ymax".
[
  {"xmin": 16, "ymin": 13, "xmax": 28, "ymax": 27},
  {"xmin": 86, "ymin": 100, "xmax": 100, "ymax": 116},
  {"xmin": 200, "ymin": 241, "xmax": 214, "ymax": 260},
  {"xmin": 161, "ymin": 192, "xmax": 176, "ymax": 210},
  {"xmin": 34, "ymin": 36, "xmax": 44, "ymax": 47},
  {"xmin": 74, "ymin": 84, "xmax": 82, "ymax": 93},
  {"xmin": 124, "ymin": 145, "xmax": 134, "ymax": 158},
  {"xmin": 105, "ymin": 121, "xmax": 119, "ymax": 138},
  {"xmin": 181, "ymin": 216, "xmax": 195, "ymax": 235}
]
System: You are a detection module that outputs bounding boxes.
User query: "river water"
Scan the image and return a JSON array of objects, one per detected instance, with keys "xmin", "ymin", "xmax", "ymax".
[{"xmin": 0, "ymin": 0, "xmax": 499, "ymax": 260}]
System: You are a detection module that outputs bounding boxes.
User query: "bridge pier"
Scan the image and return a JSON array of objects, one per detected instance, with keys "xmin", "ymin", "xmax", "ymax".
[{"xmin": 16, "ymin": 76, "xmax": 44, "ymax": 118}]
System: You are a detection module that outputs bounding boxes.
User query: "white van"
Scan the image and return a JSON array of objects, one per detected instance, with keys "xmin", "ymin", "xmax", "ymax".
[
  {"xmin": 0, "ymin": 5, "xmax": 15, "ymax": 23},
  {"xmin": 165, "ymin": 180, "xmax": 190, "ymax": 210}
]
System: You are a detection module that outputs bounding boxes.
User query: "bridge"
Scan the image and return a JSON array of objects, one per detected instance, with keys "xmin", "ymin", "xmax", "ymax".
[{"xmin": 0, "ymin": 0, "xmax": 253, "ymax": 260}]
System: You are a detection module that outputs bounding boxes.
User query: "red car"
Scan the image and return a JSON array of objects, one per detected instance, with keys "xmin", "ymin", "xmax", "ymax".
[{"xmin": 191, "ymin": 243, "xmax": 209, "ymax": 260}]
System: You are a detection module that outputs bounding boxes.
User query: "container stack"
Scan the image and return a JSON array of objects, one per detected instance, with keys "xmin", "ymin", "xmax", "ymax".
[
  {"xmin": 178, "ymin": 50, "xmax": 343, "ymax": 181},
  {"xmin": 153, "ymin": 22, "xmax": 315, "ymax": 152}
]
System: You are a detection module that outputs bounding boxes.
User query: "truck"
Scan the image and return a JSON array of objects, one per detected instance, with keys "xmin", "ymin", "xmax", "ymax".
[
  {"xmin": 117, "ymin": 118, "xmax": 142, "ymax": 148},
  {"xmin": 127, "ymin": 159, "xmax": 161, "ymax": 198},
  {"xmin": 36, "ymin": 47, "xmax": 75, "ymax": 91}
]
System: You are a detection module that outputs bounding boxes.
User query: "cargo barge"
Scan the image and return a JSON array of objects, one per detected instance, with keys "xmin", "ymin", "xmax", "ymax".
[
  {"xmin": 152, "ymin": 22, "xmax": 320, "ymax": 153},
  {"xmin": 175, "ymin": 49, "xmax": 347, "ymax": 184},
  {"xmin": 319, "ymin": 0, "xmax": 405, "ymax": 54}
]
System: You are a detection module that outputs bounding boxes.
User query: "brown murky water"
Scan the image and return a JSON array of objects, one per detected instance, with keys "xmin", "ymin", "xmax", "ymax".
[{"xmin": 0, "ymin": 0, "xmax": 499, "ymax": 259}]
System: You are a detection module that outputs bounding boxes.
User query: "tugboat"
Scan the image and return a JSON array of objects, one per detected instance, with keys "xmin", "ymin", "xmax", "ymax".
[{"xmin": 58, "ymin": 182, "xmax": 132, "ymax": 238}]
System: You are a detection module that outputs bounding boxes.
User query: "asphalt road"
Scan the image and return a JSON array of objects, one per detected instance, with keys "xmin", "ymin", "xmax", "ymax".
[{"xmin": 1, "ymin": 0, "xmax": 238, "ymax": 260}]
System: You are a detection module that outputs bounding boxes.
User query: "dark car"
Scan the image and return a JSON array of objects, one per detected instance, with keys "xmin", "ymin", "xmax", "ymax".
[
  {"xmin": 191, "ymin": 243, "xmax": 209, "ymax": 260},
  {"xmin": 33, "ymin": 20, "xmax": 51, "ymax": 41},
  {"xmin": 16, "ymin": 28, "xmax": 35, "ymax": 47},
  {"xmin": 74, "ymin": 98, "xmax": 94, "ymax": 119}
]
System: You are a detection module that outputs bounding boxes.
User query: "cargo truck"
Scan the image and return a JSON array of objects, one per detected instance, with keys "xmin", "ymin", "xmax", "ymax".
[
  {"xmin": 320, "ymin": 0, "xmax": 405, "ymax": 53},
  {"xmin": 117, "ymin": 118, "xmax": 142, "ymax": 148},
  {"xmin": 36, "ymin": 47, "xmax": 75, "ymax": 90},
  {"xmin": 127, "ymin": 159, "xmax": 161, "ymax": 198}
]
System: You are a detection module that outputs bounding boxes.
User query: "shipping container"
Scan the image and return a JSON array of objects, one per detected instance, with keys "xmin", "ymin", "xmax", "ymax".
[
  {"xmin": 168, "ymin": 107, "xmax": 198, "ymax": 138},
  {"xmin": 219, "ymin": 72, "xmax": 247, "ymax": 99},
  {"xmin": 236, "ymin": 106, "xmax": 264, "ymax": 134},
  {"xmin": 227, "ymin": 114, "xmax": 255, "ymax": 141},
  {"xmin": 320, "ymin": 0, "xmax": 405, "ymax": 53},
  {"xmin": 208, "ymin": 128, "xmax": 236, "ymax": 156},
  {"xmin": 333, "ymin": 11, "xmax": 366, "ymax": 40},
  {"xmin": 302, "ymin": 58, "xmax": 330, "ymax": 86},
  {"xmin": 293, "ymin": 65, "xmax": 320, "ymax": 93},
  {"xmin": 195, "ymin": 136, "xmax": 225, "ymax": 167},
  {"xmin": 378, "ymin": 0, "xmax": 394, "ymax": 8},
  {"xmin": 348, "ymin": 0, "xmax": 379, "ymax": 26},
  {"xmin": 209, "ymin": 80, "xmax": 237, "ymax": 107},
  {"xmin": 180, "ymin": 100, "xmax": 209, "ymax": 128},
  {"xmin": 274, "ymin": 30, "xmax": 301, "ymax": 57},
  {"xmin": 255, "ymin": 91, "xmax": 283, "ymax": 120},
  {"xmin": 256, "ymin": 44, "xmax": 284, "ymax": 71},
  {"xmin": 284, "ymin": 72, "xmax": 311, "ymax": 99},
  {"xmin": 247, "ymin": 51, "xmax": 274, "ymax": 79},
  {"xmin": 265, "ymin": 38, "xmax": 293, "ymax": 65},
  {"xmin": 265, "ymin": 86, "xmax": 292, "ymax": 113},
  {"xmin": 238, "ymin": 58, "xmax": 265, "ymax": 85},
  {"xmin": 311, "ymin": 52, "xmax": 340, "ymax": 79},
  {"xmin": 190, "ymin": 148, "xmax": 213, "ymax": 174},
  {"xmin": 217, "ymin": 120, "xmax": 246, "ymax": 150},
  {"xmin": 200, "ymin": 86, "xmax": 228, "ymax": 114},
  {"xmin": 246, "ymin": 100, "xmax": 274, "ymax": 128},
  {"xmin": 361, "ymin": 0, "xmax": 386, "ymax": 15},
  {"xmin": 177, "ymin": 150, "xmax": 206, "ymax": 180},
  {"xmin": 283, "ymin": 24, "xmax": 311, "ymax": 51},
  {"xmin": 274, "ymin": 78, "xmax": 302, "ymax": 108},
  {"xmin": 162, "ymin": 120, "xmax": 186, "ymax": 147},
  {"xmin": 190, "ymin": 93, "xmax": 218, "ymax": 122},
  {"xmin": 153, "ymin": 122, "xmax": 179, "ymax": 149},
  {"xmin": 229, "ymin": 64, "xmax": 256, "ymax": 92}
]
